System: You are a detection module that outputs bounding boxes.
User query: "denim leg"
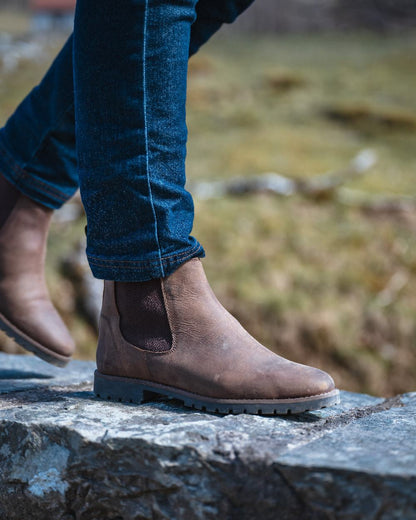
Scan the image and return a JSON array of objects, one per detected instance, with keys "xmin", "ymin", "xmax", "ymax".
[
  {"xmin": 0, "ymin": 0, "xmax": 254, "ymax": 210},
  {"xmin": 0, "ymin": 36, "xmax": 77, "ymax": 209},
  {"xmin": 73, "ymin": 0, "xmax": 208, "ymax": 281}
]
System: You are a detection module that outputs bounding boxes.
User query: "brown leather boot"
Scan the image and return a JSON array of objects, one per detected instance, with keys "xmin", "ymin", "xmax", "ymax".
[
  {"xmin": 0, "ymin": 174, "xmax": 75, "ymax": 367},
  {"xmin": 94, "ymin": 257, "xmax": 340, "ymax": 414}
]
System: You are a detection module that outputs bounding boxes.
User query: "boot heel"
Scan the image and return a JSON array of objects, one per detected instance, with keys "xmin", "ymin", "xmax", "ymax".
[{"xmin": 94, "ymin": 370, "xmax": 160, "ymax": 404}]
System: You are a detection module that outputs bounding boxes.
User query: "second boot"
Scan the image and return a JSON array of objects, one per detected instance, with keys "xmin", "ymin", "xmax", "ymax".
[{"xmin": 0, "ymin": 173, "xmax": 75, "ymax": 366}]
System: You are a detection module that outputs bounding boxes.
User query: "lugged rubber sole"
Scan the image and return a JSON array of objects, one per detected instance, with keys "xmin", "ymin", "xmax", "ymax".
[
  {"xmin": 94, "ymin": 370, "xmax": 341, "ymax": 415},
  {"xmin": 0, "ymin": 312, "xmax": 71, "ymax": 368}
]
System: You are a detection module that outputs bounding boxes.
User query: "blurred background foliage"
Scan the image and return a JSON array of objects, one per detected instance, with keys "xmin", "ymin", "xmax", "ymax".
[{"xmin": 0, "ymin": 0, "xmax": 416, "ymax": 397}]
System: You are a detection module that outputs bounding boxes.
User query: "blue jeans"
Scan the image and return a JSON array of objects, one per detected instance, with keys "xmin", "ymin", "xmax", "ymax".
[{"xmin": 0, "ymin": 0, "xmax": 254, "ymax": 281}]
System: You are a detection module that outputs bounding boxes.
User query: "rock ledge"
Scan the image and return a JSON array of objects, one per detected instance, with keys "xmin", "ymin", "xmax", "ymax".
[{"xmin": 0, "ymin": 353, "xmax": 415, "ymax": 520}]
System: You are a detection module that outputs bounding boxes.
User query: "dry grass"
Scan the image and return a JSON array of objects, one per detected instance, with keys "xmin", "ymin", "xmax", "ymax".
[
  {"xmin": 186, "ymin": 31, "xmax": 416, "ymax": 397},
  {"xmin": 325, "ymin": 104, "xmax": 416, "ymax": 133},
  {"xmin": 0, "ymin": 9, "xmax": 30, "ymax": 35}
]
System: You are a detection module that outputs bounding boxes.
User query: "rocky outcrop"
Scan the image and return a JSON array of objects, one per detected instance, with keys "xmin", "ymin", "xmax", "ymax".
[{"xmin": 0, "ymin": 353, "xmax": 415, "ymax": 519}]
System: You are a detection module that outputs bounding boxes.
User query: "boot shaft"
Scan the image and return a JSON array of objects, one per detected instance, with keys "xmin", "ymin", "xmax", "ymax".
[{"xmin": 0, "ymin": 177, "xmax": 53, "ymax": 280}]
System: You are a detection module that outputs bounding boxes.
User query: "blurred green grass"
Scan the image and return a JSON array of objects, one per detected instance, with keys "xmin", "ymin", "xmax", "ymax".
[{"xmin": 1, "ymin": 27, "xmax": 416, "ymax": 396}]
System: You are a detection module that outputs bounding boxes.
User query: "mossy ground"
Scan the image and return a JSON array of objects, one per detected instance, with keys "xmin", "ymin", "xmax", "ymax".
[{"xmin": 1, "ymin": 20, "xmax": 415, "ymax": 396}]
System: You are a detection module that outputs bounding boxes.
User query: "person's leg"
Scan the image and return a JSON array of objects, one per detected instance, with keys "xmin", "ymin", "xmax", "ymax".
[
  {"xmin": 72, "ymin": 0, "xmax": 338, "ymax": 413},
  {"xmin": 0, "ymin": 0, "xmax": 254, "ymax": 209},
  {"xmin": 0, "ymin": 0, "xmax": 339, "ymax": 413},
  {"xmin": 0, "ymin": 35, "xmax": 77, "ymax": 209},
  {"xmin": 0, "ymin": 35, "xmax": 77, "ymax": 365},
  {"xmin": 73, "ymin": 0, "xmax": 204, "ymax": 280}
]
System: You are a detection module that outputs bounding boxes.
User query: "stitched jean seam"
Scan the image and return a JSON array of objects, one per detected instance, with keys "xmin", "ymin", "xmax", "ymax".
[{"xmin": 143, "ymin": 0, "xmax": 165, "ymax": 277}]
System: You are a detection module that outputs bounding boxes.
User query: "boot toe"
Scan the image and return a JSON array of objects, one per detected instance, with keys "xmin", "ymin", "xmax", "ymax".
[
  {"xmin": 305, "ymin": 367, "xmax": 336, "ymax": 396},
  {"xmin": 35, "ymin": 309, "xmax": 76, "ymax": 358},
  {"xmin": 288, "ymin": 364, "xmax": 336, "ymax": 399},
  {"xmin": 42, "ymin": 325, "xmax": 76, "ymax": 358},
  {"xmin": 262, "ymin": 361, "xmax": 336, "ymax": 400},
  {"xmin": 11, "ymin": 304, "xmax": 75, "ymax": 359}
]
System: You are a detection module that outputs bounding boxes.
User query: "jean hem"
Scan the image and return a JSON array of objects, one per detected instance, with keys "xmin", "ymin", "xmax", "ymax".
[
  {"xmin": 87, "ymin": 243, "xmax": 206, "ymax": 281},
  {"xmin": 0, "ymin": 138, "xmax": 71, "ymax": 209}
]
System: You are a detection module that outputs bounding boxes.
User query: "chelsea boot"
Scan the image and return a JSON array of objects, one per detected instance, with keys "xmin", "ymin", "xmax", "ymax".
[
  {"xmin": 0, "ymin": 174, "xmax": 75, "ymax": 366},
  {"xmin": 94, "ymin": 257, "xmax": 340, "ymax": 414}
]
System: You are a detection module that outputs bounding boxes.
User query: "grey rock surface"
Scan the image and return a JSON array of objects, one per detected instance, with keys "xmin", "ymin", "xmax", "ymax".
[
  {"xmin": 0, "ymin": 352, "xmax": 95, "ymax": 393},
  {"xmin": 0, "ymin": 354, "xmax": 415, "ymax": 520}
]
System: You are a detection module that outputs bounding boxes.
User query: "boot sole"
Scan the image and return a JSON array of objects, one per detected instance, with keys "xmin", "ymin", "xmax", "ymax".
[
  {"xmin": 94, "ymin": 371, "xmax": 340, "ymax": 415},
  {"xmin": 0, "ymin": 312, "xmax": 71, "ymax": 368}
]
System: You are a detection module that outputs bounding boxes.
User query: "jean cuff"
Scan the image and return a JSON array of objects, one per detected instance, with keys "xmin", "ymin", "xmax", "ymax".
[
  {"xmin": 0, "ymin": 138, "xmax": 70, "ymax": 209},
  {"xmin": 87, "ymin": 242, "xmax": 206, "ymax": 281}
]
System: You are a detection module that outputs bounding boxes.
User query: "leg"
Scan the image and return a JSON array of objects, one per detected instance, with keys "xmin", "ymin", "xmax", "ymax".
[
  {"xmin": 0, "ymin": 39, "xmax": 76, "ymax": 366},
  {"xmin": 73, "ymin": 0, "xmax": 206, "ymax": 281},
  {"xmin": 72, "ymin": 0, "xmax": 338, "ymax": 413},
  {"xmin": 0, "ymin": 0, "xmax": 339, "ymax": 412},
  {"xmin": 0, "ymin": 35, "xmax": 77, "ymax": 209},
  {"xmin": 0, "ymin": 0, "xmax": 255, "ymax": 209}
]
